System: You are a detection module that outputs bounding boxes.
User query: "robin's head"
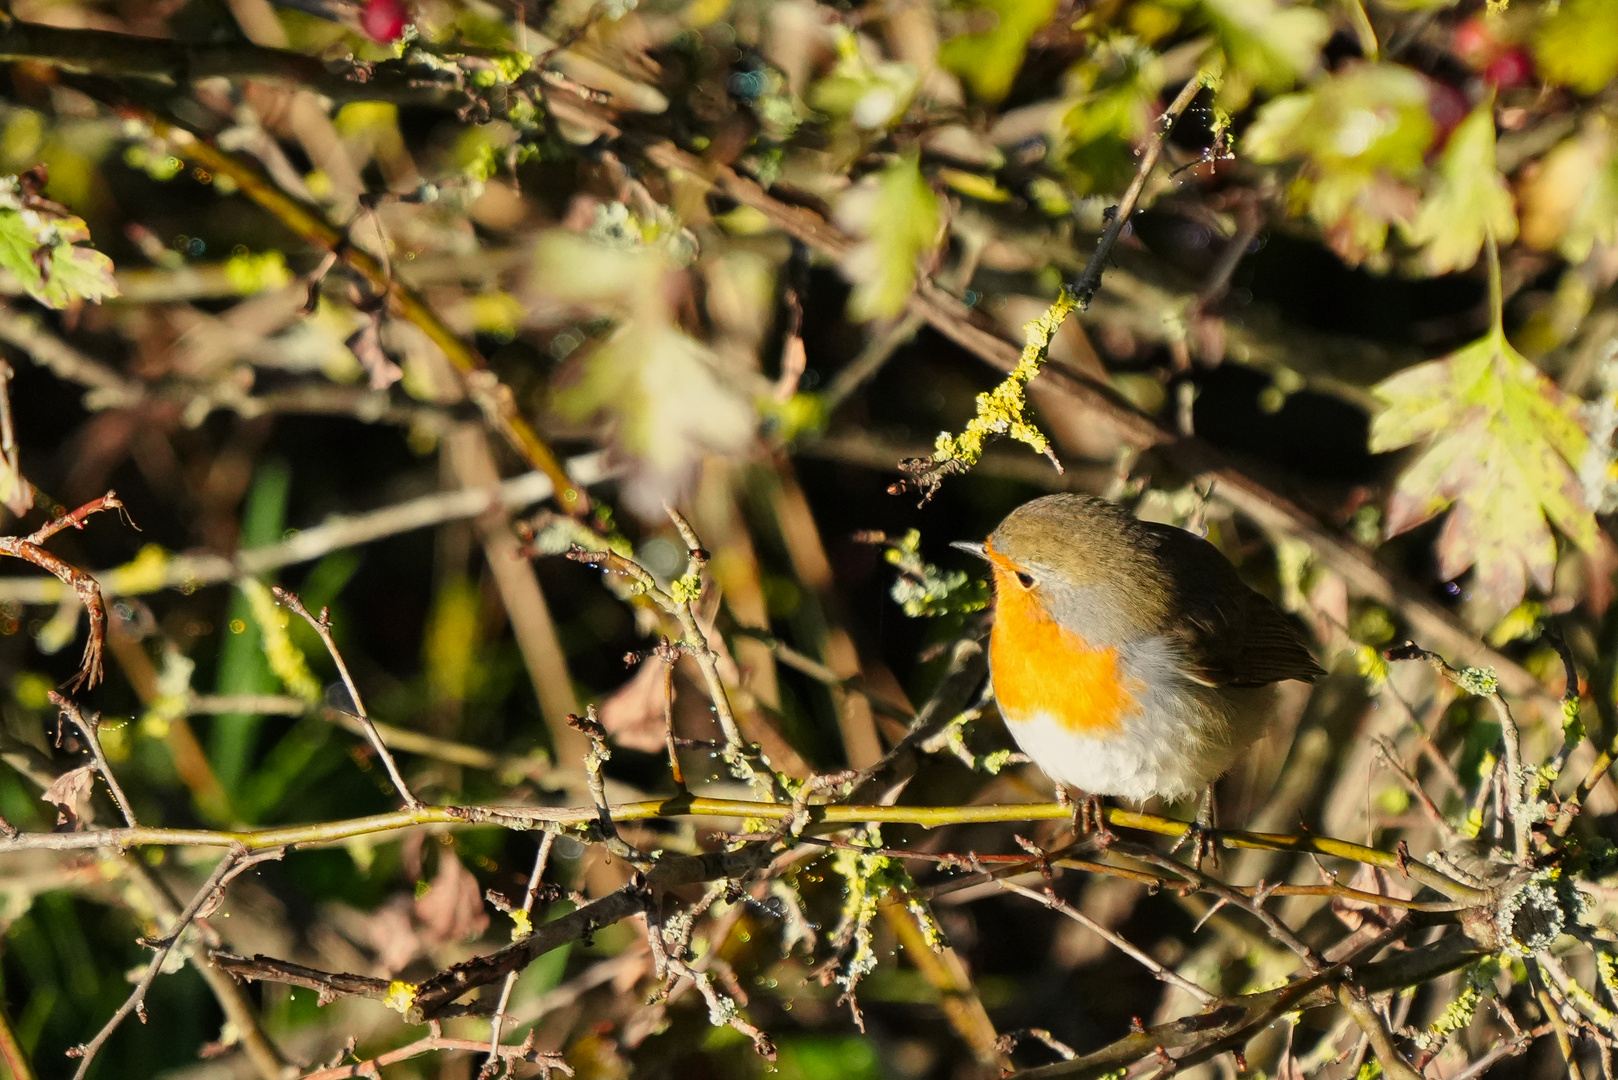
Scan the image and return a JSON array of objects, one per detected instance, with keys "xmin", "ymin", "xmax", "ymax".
[{"xmin": 955, "ymin": 494, "xmax": 1172, "ymax": 645}]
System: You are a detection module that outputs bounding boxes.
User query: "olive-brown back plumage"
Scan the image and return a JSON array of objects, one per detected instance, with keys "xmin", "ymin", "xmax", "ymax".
[{"xmin": 987, "ymin": 493, "xmax": 1324, "ymax": 689}]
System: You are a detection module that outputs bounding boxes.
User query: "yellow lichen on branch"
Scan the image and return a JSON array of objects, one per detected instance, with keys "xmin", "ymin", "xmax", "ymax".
[{"xmin": 898, "ymin": 287, "xmax": 1076, "ymax": 501}]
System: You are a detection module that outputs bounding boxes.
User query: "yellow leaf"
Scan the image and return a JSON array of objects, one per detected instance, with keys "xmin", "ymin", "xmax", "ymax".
[
  {"xmin": 1518, "ymin": 119, "xmax": 1618, "ymax": 262},
  {"xmin": 1371, "ymin": 327, "xmax": 1595, "ymax": 622},
  {"xmin": 1405, "ymin": 102, "xmax": 1517, "ymax": 274},
  {"xmin": 425, "ymin": 576, "xmax": 482, "ymax": 706}
]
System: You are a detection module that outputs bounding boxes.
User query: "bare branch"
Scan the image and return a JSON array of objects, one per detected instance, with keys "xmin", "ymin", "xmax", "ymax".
[
  {"xmin": 0, "ymin": 456, "xmax": 612, "ymax": 605},
  {"xmin": 68, "ymin": 845, "xmax": 285, "ymax": 1080},
  {"xmin": 273, "ymin": 587, "xmax": 421, "ymax": 810}
]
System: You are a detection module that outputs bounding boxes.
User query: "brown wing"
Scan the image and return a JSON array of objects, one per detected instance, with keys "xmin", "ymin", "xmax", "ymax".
[{"xmin": 1141, "ymin": 522, "xmax": 1326, "ymax": 688}]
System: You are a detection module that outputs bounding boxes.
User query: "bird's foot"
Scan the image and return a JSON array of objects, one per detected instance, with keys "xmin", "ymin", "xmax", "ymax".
[
  {"xmin": 1169, "ymin": 819, "xmax": 1220, "ymax": 871},
  {"xmin": 1059, "ymin": 786, "xmax": 1114, "ymax": 845}
]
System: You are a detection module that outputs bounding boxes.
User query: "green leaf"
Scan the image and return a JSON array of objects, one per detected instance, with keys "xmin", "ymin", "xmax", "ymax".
[
  {"xmin": 1535, "ymin": 0, "xmax": 1618, "ymax": 95},
  {"xmin": 808, "ymin": 27, "xmax": 921, "ymax": 131},
  {"xmin": 1404, "ymin": 102, "xmax": 1517, "ymax": 274},
  {"xmin": 1200, "ymin": 0, "xmax": 1330, "ymax": 103},
  {"xmin": 1242, "ymin": 62, "xmax": 1434, "ymax": 265},
  {"xmin": 1054, "ymin": 39, "xmax": 1162, "ymax": 196},
  {"xmin": 0, "ymin": 172, "xmax": 117, "ymax": 309},
  {"xmin": 837, "ymin": 153, "xmax": 942, "ymax": 321},
  {"xmin": 1244, "ymin": 63, "xmax": 1434, "ymax": 174},
  {"xmin": 1371, "ymin": 329, "xmax": 1596, "ymax": 621},
  {"xmin": 938, "ymin": 0, "xmax": 1060, "ymax": 102}
]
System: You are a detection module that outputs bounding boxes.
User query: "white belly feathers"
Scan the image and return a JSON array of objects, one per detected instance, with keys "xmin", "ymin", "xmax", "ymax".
[{"xmin": 996, "ymin": 635, "xmax": 1277, "ymax": 803}]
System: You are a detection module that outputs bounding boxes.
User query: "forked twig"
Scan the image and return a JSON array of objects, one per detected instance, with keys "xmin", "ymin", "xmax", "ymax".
[
  {"xmin": 1386, "ymin": 641, "xmax": 1530, "ymax": 862},
  {"xmin": 302, "ymin": 1023, "xmax": 571, "ymax": 1080},
  {"xmin": 67, "ymin": 844, "xmax": 285, "ymax": 1080},
  {"xmin": 567, "ymin": 506, "xmax": 780, "ymax": 796}
]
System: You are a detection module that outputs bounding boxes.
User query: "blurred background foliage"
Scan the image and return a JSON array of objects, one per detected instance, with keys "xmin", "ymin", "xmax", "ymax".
[{"xmin": 0, "ymin": 0, "xmax": 1616, "ymax": 1077}]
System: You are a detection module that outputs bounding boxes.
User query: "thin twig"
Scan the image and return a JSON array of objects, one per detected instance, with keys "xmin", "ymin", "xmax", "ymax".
[
  {"xmin": 273, "ymin": 587, "xmax": 421, "ymax": 810},
  {"xmin": 1111, "ymin": 841, "xmax": 1322, "ymax": 970},
  {"xmin": 1069, "ymin": 71, "xmax": 1216, "ymax": 307},
  {"xmin": 997, "ymin": 1029, "xmax": 1079, "ymax": 1063},
  {"xmin": 663, "ymin": 506, "xmax": 749, "ymax": 762},
  {"xmin": 992, "ymin": 873, "xmax": 1215, "ymax": 1003},
  {"xmin": 1375, "ymin": 736, "xmax": 1460, "ymax": 842},
  {"xmin": 301, "ymin": 1027, "xmax": 571, "ymax": 1080},
  {"xmin": 1447, "ymin": 1025, "xmax": 1548, "ymax": 1080},
  {"xmin": 483, "ymin": 832, "xmax": 555, "ymax": 1078},
  {"xmin": 568, "ymin": 513, "xmax": 779, "ymax": 795},
  {"xmin": 1336, "ymin": 982, "xmax": 1424, "ymax": 1080},
  {"xmin": 1386, "ymin": 641, "xmax": 1531, "ymax": 862},
  {"xmin": 185, "ymin": 694, "xmax": 567, "ymax": 787},
  {"xmin": 1535, "ymin": 962, "xmax": 1590, "ymax": 1080},
  {"xmin": 50, "ymin": 693, "xmax": 137, "ymax": 827},
  {"xmin": 567, "ymin": 706, "xmax": 651, "ymax": 866}
]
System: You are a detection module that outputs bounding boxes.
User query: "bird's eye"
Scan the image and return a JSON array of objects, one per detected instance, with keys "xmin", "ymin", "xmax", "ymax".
[{"xmin": 1014, "ymin": 570, "xmax": 1035, "ymax": 589}]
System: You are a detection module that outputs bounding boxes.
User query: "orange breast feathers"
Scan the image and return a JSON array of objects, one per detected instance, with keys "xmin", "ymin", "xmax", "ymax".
[{"xmin": 986, "ymin": 549, "xmax": 1139, "ymax": 735}]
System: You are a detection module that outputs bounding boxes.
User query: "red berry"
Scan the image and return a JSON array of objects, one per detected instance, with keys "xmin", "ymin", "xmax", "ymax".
[
  {"xmin": 361, "ymin": 0, "xmax": 408, "ymax": 42},
  {"xmin": 1483, "ymin": 49, "xmax": 1534, "ymax": 88}
]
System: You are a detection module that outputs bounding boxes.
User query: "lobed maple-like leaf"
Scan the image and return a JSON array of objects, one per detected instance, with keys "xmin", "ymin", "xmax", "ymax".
[
  {"xmin": 1197, "ymin": 0, "xmax": 1330, "ymax": 105},
  {"xmin": 1371, "ymin": 327, "xmax": 1597, "ymax": 622},
  {"xmin": 536, "ymin": 212, "xmax": 755, "ymax": 517},
  {"xmin": 1054, "ymin": 38, "xmax": 1162, "ymax": 197}
]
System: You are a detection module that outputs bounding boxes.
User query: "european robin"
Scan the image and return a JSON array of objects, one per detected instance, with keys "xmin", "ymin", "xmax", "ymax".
[{"xmin": 954, "ymin": 494, "xmax": 1324, "ymax": 841}]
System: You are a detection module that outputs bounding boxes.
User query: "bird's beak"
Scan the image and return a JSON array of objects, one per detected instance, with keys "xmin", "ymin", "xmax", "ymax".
[{"xmin": 950, "ymin": 540, "xmax": 988, "ymax": 560}]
